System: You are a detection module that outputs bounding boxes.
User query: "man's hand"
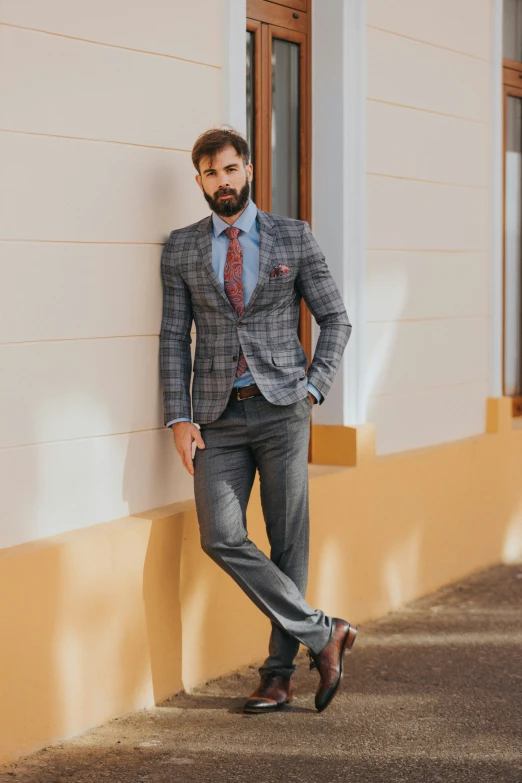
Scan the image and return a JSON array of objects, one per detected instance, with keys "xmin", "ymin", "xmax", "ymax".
[
  {"xmin": 172, "ymin": 421, "xmax": 205, "ymax": 476},
  {"xmin": 307, "ymin": 391, "xmax": 317, "ymax": 406}
]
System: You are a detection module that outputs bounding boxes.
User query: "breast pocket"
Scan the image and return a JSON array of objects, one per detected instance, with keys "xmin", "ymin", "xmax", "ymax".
[{"xmin": 268, "ymin": 273, "xmax": 296, "ymax": 287}]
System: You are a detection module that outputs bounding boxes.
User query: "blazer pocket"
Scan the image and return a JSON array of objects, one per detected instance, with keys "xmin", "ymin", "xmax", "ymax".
[
  {"xmin": 193, "ymin": 357, "xmax": 213, "ymax": 372},
  {"xmin": 268, "ymin": 273, "xmax": 294, "ymax": 284},
  {"xmin": 271, "ymin": 350, "xmax": 303, "ymax": 367}
]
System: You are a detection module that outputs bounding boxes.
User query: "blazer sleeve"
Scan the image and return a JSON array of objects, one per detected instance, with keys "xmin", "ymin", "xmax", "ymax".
[
  {"xmin": 296, "ymin": 221, "xmax": 352, "ymax": 403},
  {"xmin": 159, "ymin": 231, "xmax": 193, "ymax": 424}
]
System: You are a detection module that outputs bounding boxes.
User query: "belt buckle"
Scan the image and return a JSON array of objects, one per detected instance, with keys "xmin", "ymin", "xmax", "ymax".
[{"xmin": 237, "ymin": 385, "xmax": 256, "ymax": 401}]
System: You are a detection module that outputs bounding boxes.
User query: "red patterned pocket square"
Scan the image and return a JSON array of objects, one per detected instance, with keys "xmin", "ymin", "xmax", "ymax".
[{"xmin": 269, "ymin": 264, "xmax": 291, "ymax": 278}]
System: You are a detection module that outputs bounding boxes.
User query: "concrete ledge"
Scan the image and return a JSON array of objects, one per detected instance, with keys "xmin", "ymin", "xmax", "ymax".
[{"xmin": 311, "ymin": 422, "xmax": 376, "ymax": 466}]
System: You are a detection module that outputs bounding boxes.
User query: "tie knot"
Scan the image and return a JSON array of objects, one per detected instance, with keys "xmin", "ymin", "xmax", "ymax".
[{"xmin": 225, "ymin": 227, "xmax": 240, "ymax": 240}]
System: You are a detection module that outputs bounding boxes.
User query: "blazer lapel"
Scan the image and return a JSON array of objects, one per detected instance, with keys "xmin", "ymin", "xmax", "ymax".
[
  {"xmin": 196, "ymin": 208, "xmax": 276, "ymax": 317},
  {"xmin": 243, "ymin": 210, "xmax": 276, "ymax": 315},
  {"xmin": 196, "ymin": 217, "xmax": 236, "ymax": 317}
]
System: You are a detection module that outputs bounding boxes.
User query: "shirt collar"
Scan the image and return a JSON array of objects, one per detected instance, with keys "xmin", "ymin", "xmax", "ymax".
[{"xmin": 212, "ymin": 199, "xmax": 258, "ymax": 238}]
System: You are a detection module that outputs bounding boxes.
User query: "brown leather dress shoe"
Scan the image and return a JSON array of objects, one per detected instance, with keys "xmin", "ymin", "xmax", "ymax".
[
  {"xmin": 307, "ymin": 618, "xmax": 358, "ymax": 713},
  {"xmin": 243, "ymin": 673, "xmax": 294, "ymax": 714}
]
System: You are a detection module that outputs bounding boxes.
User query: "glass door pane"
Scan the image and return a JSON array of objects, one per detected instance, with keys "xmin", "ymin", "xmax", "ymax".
[
  {"xmin": 504, "ymin": 0, "xmax": 522, "ymax": 61},
  {"xmin": 271, "ymin": 38, "xmax": 300, "ymax": 218},
  {"xmin": 505, "ymin": 95, "xmax": 522, "ymax": 396}
]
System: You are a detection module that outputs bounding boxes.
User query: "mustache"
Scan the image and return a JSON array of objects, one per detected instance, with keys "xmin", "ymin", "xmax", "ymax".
[{"xmin": 215, "ymin": 187, "xmax": 238, "ymax": 197}]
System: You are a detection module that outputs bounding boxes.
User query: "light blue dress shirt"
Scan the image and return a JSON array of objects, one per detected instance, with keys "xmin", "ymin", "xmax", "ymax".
[{"xmin": 167, "ymin": 200, "xmax": 322, "ymax": 426}]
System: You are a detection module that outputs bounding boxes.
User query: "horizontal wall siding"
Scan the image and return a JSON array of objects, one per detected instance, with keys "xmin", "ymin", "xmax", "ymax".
[
  {"xmin": 0, "ymin": 26, "xmax": 221, "ymax": 149},
  {"xmin": 368, "ymin": 27, "xmax": 490, "ymax": 121},
  {"xmin": 366, "ymin": 380, "xmax": 489, "ymax": 454},
  {"xmin": 367, "ymin": 176, "xmax": 488, "ymax": 251},
  {"xmin": 0, "ymin": 2, "xmax": 221, "ymax": 548},
  {"xmin": 366, "ymin": 1, "xmax": 491, "ymax": 455},
  {"xmin": 366, "ymin": 251, "xmax": 489, "ymax": 322},
  {"xmin": 367, "ymin": 101, "xmax": 488, "ymax": 186},
  {"xmin": 1, "ymin": 337, "xmax": 165, "ymax": 448},
  {"xmin": 365, "ymin": 318, "xmax": 489, "ymax": 398},
  {"xmin": 0, "ymin": 134, "xmax": 202, "ymax": 241},
  {"xmin": 0, "ymin": 0, "xmax": 222, "ymax": 67},
  {"xmin": 367, "ymin": 0, "xmax": 490, "ymax": 61},
  {"xmin": 0, "ymin": 431, "xmax": 195, "ymax": 550},
  {"xmin": 0, "ymin": 244, "xmax": 162, "ymax": 344}
]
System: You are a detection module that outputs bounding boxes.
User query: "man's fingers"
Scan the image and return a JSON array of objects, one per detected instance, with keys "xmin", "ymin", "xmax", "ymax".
[
  {"xmin": 183, "ymin": 445, "xmax": 194, "ymax": 476},
  {"xmin": 194, "ymin": 430, "xmax": 205, "ymax": 449}
]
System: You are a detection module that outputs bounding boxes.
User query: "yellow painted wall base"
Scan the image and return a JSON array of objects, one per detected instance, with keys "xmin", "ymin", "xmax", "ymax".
[{"xmin": 1, "ymin": 397, "xmax": 521, "ymax": 764}]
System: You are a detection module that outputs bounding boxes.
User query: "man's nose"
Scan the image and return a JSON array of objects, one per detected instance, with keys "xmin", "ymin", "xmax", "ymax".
[{"xmin": 216, "ymin": 174, "xmax": 230, "ymax": 189}]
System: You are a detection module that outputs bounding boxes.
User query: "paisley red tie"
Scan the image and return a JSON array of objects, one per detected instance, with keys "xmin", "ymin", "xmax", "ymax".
[{"xmin": 224, "ymin": 227, "xmax": 248, "ymax": 377}]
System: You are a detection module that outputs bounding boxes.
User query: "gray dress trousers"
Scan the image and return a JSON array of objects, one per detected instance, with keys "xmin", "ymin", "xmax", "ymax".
[{"xmin": 193, "ymin": 391, "xmax": 333, "ymax": 678}]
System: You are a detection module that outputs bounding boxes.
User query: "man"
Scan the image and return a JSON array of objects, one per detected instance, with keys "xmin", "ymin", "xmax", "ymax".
[{"xmin": 160, "ymin": 127, "xmax": 357, "ymax": 714}]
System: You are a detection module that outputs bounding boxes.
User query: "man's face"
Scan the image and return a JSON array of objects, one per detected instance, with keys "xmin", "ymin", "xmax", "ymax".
[{"xmin": 196, "ymin": 146, "xmax": 253, "ymax": 218}]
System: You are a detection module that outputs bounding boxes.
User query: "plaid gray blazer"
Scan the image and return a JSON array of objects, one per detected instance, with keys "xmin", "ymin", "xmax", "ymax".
[{"xmin": 159, "ymin": 210, "xmax": 352, "ymax": 425}]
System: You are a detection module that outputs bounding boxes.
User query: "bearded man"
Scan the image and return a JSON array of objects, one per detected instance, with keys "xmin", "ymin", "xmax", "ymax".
[{"xmin": 160, "ymin": 127, "xmax": 357, "ymax": 714}]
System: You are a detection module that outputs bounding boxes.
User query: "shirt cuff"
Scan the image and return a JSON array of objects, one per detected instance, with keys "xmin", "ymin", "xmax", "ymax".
[
  {"xmin": 306, "ymin": 381, "xmax": 323, "ymax": 404},
  {"xmin": 166, "ymin": 417, "xmax": 192, "ymax": 427}
]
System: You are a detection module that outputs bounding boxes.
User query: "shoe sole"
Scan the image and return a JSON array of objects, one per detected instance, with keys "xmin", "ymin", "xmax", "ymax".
[
  {"xmin": 243, "ymin": 696, "xmax": 294, "ymax": 714},
  {"xmin": 316, "ymin": 624, "xmax": 358, "ymax": 714}
]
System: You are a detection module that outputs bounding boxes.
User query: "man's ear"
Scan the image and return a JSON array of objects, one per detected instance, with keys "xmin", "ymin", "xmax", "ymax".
[
  {"xmin": 195, "ymin": 173, "xmax": 203, "ymax": 192},
  {"xmin": 246, "ymin": 163, "xmax": 253, "ymax": 183}
]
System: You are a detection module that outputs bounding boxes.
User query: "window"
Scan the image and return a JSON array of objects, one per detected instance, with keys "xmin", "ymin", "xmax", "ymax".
[
  {"xmin": 246, "ymin": 0, "xmax": 312, "ymax": 360},
  {"xmin": 503, "ymin": 0, "xmax": 522, "ymax": 415}
]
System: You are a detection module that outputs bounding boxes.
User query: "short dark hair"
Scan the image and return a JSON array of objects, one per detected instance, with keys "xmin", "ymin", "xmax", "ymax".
[{"xmin": 191, "ymin": 127, "xmax": 250, "ymax": 173}]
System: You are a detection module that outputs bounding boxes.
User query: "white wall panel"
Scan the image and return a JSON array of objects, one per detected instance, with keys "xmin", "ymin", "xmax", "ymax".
[
  {"xmin": 367, "ymin": 101, "xmax": 488, "ymax": 186},
  {"xmin": 0, "ymin": 430, "xmax": 194, "ymax": 550},
  {"xmin": 367, "ymin": 27, "xmax": 489, "ymax": 122},
  {"xmin": 0, "ymin": 1, "xmax": 222, "ymax": 550},
  {"xmin": 367, "ymin": 175, "xmax": 488, "ymax": 251},
  {"xmin": 0, "ymin": 26, "xmax": 221, "ymax": 150},
  {"xmin": 365, "ymin": 317, "xmax": 488, "ymax": 399},
  {"xmin": 0, "ymin": 243, "xmax": 161, "ymax": 344},
  {"xmin": 367, "ymin": 380, "xmax": 489, "ymax": 455},
  {"xmin": 364, "ymin": 1, "xmax": 492, "ymax": 455},
  {"xmin": 0, "ymin": 133, "xmax": 206, "ymax": 242},
  {"xmin": 0, "ymin": 337, "xmax": 165, "ymax": 448},
  {"xmin": 366, "ymin": 251, "xmax": 488, "ymax": 322},
  {"xmin": 0, "ymin": 0, "xmax": 222, "ymax": 67},
  {"xmin": 367, "ymin": 0, "xmax": 490, "ymax": 60}
]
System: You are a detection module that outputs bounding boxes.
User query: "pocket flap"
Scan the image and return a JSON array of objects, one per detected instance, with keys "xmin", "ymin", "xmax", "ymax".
[{"xmin": 271, "ymin": 350, "xmax": 302, "ymax": 367}]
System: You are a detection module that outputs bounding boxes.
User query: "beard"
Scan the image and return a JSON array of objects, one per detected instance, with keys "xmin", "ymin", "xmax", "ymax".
[{"xmin": 202, "ymin": 179, "xmax": 250, "ymax": 218}]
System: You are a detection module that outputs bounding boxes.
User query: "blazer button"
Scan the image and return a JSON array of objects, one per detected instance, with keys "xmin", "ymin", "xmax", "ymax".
[{"xmin": 232, "ymin": 355, "xmax": 238, "ymax": 361}]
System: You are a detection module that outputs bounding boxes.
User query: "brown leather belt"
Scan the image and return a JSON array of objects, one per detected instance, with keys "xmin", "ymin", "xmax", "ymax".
[{"xmin": 232, "ymin": 384, "xmax": 263, "ymax": 401}]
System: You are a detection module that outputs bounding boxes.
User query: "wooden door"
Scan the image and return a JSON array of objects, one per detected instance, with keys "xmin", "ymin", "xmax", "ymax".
[{"xmin": 246, "ymin": 0, "xmax": 312, "ymax": 362}]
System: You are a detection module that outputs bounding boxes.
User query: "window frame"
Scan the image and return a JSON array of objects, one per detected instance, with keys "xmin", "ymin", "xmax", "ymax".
[
  {"xmin": 246, "ymin": 0, "xmax": 312, "ymax": 364},
  {"xmin": 503, "ymin": 57, "xmax": 522, "ymax": 415}
]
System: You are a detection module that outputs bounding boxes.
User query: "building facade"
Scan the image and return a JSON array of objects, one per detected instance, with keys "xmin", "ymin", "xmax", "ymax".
[{"xmin": 1, "ymin": 0, "xmax": 521, "ymax": 764}]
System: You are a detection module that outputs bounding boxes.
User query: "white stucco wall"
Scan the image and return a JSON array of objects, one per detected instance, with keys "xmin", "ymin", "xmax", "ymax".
[
  {"xmin": 365, "ymin": 0, "xmax": 493, "ymax": 454},
  {"xmin": 0, "ymin": 1, "xmax": 223, "ymax": 548}
]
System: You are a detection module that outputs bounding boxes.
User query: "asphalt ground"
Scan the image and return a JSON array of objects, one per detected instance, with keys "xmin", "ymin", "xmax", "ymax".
[{"xmin": 2, "ymin": 563, "xmax": 521, "ymax": 783}]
